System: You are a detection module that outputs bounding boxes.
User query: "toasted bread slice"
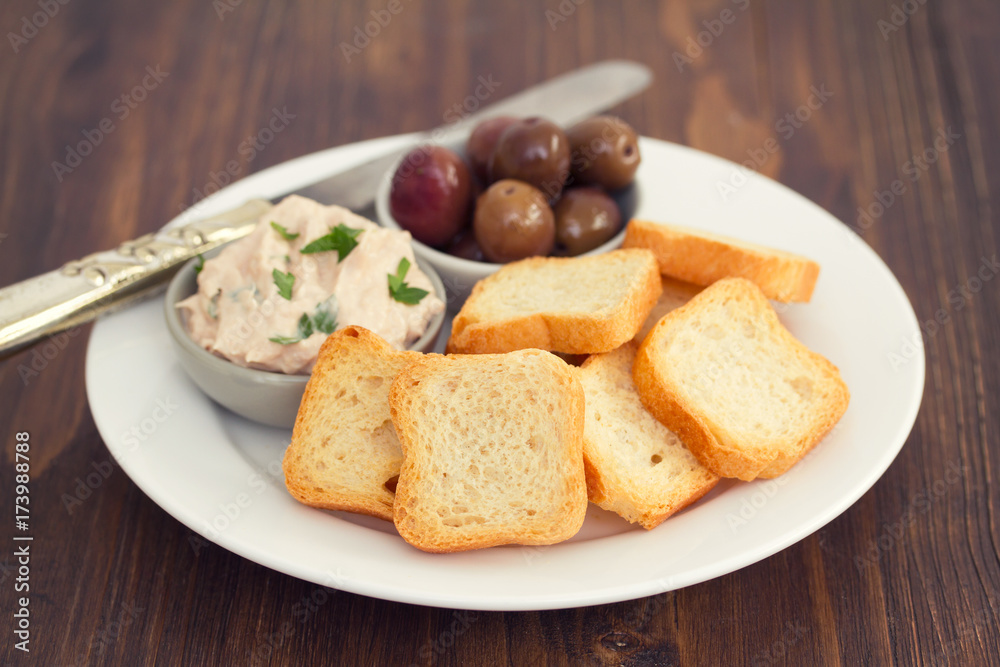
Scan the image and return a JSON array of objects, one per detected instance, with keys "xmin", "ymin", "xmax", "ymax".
[
  {"xmin": 623, "ymin": 219, "xmax": 820, "ymax": 302},
  {"xmin": 282, "ymin": 326, "xmax": 422, "ymax": 521},
  {"xmin": 633, "ymin": 278, "xmax": 849, "ymax": 481},
  {"xmin": 634, "ymin": 277, "xmax": 703, "ymax": 343},
  {"xmin": 446, "ymin": 249, "xmax": 662, "ymax": 355},
  {"xmin": 578, "ymin": 342, "xmax": 720, "ymax": 529},
  {"xmin": 389, "ymin": 350, "xmax": 587, "ymax": 553}
]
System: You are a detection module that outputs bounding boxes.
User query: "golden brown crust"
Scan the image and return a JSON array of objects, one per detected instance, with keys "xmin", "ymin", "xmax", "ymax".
[
  {"xmin": 623, "ymin": 219, "xmax": 820, "ymax": 303},
  {"xmin": 282, "ymin": 326, "xmax": 422, "ymax": 521},
  {"xmin": 756, "ymin": 355, "xmax": 850, "ymax": 478},
  {"xmin": 582, "ymin": 440, "xmax": 719, "ymax": 530},
  {"xmin": 578, "ymin": 344, "xmax": 720, "ymax": 529},
  {"xmin": 389, "ymin": 351, "xmax": 587, "ymax": 553},
  {"xmin": 447, "ymin": 250, "xmax": 662, "ymax": 355},
  {"xmin": 281, "ymin": 482, "xmax": 394, "ymax": 522},
  {"xmin": 581, "ymin": 453, "xmax": 608, "ymax": 505},
  {"xmin": 632, "ymin": 335, "xmax": 743, "ymax": 477},
  {"xmin": 631, "ymin": 278, "xmax": 850, "ymax": 481},
  {"xmin": 637, "ymin": 476, "xmax": 719, "ymax": 530}
]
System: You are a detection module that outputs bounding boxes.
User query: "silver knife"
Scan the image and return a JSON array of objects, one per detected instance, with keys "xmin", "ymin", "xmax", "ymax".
[{"xmin": 0, "ymin": 60, "xmax": 652, "ymax": 358}]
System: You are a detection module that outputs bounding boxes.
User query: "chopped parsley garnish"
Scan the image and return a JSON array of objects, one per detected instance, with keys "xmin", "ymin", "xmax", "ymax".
[
  {"xmin": 301, "ymin": 224, "xmax": 362, "ymax": 260},
  {"xmin": 194, "ymin": 254, "xmax": 205, "ymax": 274},
  {"xmin": 268, "ymin": 334, "xmax": 300, "ymax": 345},
  {"xmin": 272, "ymin": 268, "xmax": 295, "ymax": 300},
  {"xmin": 296, "ymin": 313, "xmax": 313, "ymax": 339},
  {"xmin": 270, "ymin": 221, "xmax": 300, "ymax": 242},
  {"xmin": 311, "ymin": 299, "xmax": 337, "ymax": 335},
  {"xmin": 387, "ymin": 257, "xmax": 429, "ymax": 305},
  {"xmin": 269, "ymin": 317, "xmax": 309, "ymax": 345},
  {"xmin": 268, "ymin": 299, "xmax": 338, "ymax": 345}
]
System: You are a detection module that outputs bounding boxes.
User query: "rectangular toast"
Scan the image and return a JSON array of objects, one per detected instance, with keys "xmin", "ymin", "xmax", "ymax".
[
  {"xmin": 282, "ymin": 326, "xmax": 422, "ymax": 521},
  {"xmin": 623, "ymin": 219, "xmax": 820, "ymax": 302},
  {"xmin": 632, "ymin": 278, "xmax": 849, "ymax": 480},
  {"xmin": 389, "ymin": 349, "xmax": 588, "ymax": 552},
  {"xmin": 578, "ymin": 341, "xmax": 720, "ymax": 529},
  {"xmin": 447, "ymin": 249, "xmax": 662, "ymax": 355}
]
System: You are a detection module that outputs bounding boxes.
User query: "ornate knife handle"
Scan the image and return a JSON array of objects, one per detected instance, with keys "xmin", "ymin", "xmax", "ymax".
[{"xmin": 0, "ymin": 199, "xmax": 273, "ymax": 359}]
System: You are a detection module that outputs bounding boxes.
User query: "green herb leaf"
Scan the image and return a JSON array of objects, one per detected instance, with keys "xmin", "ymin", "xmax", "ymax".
[
  {"xmin": 272, "ymin": 268, "xmax": 295, "ymax": 300},
  {"xmin": 268, "ymin": 298, "xmax": 338, "ymax": 346},
  {"xmin": 312, "ymin": 313, "xmax": 337, "ymax": 335},
  {"xmin": 312, "ymin": 299, "xmax": 338, "ymax": 335},
  {"xmin": 391, "ymin": 285, "xmax": 430, "ymax": 305},
  {"xmin": 270, "ymin": 221, "xmax": 300, "ymax": 242},
  {"xmin": 300, "ymin": 224, "xmax": 362, "ymax": 260},
  {"xmin": 388, "ymin": 257, "xmax": 429, "ymax": 305},
  {"xmin": 194, "ymin": 254, "xmax": 205, "ymax": 274},
  {"xmin": 387, "ymin": 257, "xmax": 407, "ymax": 292},
  {"xmin": 268, "ymin": 335, "xmax": 301, "ymax": 345},
  {"xmin": 297, "ymin": 313, "xmax": 314, "ymax": 340}
]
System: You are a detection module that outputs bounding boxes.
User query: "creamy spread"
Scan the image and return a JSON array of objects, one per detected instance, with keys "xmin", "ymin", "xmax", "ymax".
[{"xmin": 177, "ymin": 195, "xmax": 444, "ymax": 374}]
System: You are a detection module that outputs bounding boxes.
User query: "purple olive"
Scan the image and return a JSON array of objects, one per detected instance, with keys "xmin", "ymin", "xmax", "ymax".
[{"xmin": 389, "ymin": 146, "xmax": 473, "ymax": 247}]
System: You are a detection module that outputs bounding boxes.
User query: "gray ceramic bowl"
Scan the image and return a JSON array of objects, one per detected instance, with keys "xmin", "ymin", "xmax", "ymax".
[
  {"xmin": 375, "ymin": 138, "xmax": 639, "ymax": 304},
  {"xmin": 164, "ymin": 252, "xmax": 446, "ymax": 428}
]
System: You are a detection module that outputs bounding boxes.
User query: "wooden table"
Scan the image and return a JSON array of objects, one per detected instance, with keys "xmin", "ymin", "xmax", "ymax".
[{"xmin": 1, "ymin": 0, "xmax": 997, "ymax": 664}]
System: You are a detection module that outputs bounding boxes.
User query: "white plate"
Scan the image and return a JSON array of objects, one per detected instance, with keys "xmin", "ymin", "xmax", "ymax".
[{"xmin": 86, "ymin": 135, "xmax": 924, "ymax": 611}]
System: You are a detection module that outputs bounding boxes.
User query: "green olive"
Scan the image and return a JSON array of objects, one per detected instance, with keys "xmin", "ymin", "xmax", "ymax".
[
  {"xmin": 567, "ymin": 116, "xmax": 640, "ymax": 190},
  {"xmin": 489, "ymin": 117, "xmax": 571, "ymax": 200},
  {"xmin": 473, "ymin": 180, "xmax": 555, "ymax": 263},
  {"xmin": 553, "ymin": 188, "xmax": 622, "ymax": 256}
]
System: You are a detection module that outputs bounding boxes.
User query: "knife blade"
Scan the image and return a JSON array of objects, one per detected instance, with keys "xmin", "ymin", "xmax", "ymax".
[{"xmin": 0, "ymin": 60, "xmax": 652, "ymax": 358}]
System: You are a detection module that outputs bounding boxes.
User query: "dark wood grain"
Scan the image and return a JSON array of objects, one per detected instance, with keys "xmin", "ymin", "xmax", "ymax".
[{"xmin": 1, "ymin": 0, "xmax": 997, "ymax": 665}]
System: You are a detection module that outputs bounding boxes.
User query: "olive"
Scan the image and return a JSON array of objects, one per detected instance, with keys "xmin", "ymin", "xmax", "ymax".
[
  {"xmin": 489, "ymin": 117, "xmax": 571, "ymax": 200},
  {"xmin": 445, "ymin": 228, "xmax": 486, "ymax": 262},
  {"xmin": 566, "ymin": 116, "xmax": 640, "ymax": 190},
  {"xmin": 389, "ymin": 145, "xmax": 473, "ymax": 247},
  {"xmin": 473, "ymin": 180, "xmax": 555, "ymax": 263},
  {"xmin": 466, "ymin": 116, "xmax": 518, "ymax": 183},
  {"xmin": 552, "ymin": 188, "xmax": 622, "ymax": 256}
]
